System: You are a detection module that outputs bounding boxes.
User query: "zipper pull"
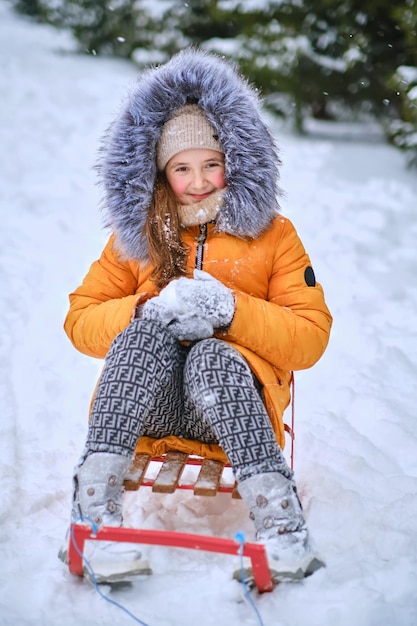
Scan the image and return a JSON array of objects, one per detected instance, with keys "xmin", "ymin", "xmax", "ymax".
[{"xmin": 196, "ymin": 223, "xmax": 207, "ymax": 243}]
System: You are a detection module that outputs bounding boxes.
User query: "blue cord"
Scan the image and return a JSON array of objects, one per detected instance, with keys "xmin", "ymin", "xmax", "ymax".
[
  {"xmin": 70, "ymin": 520, "xmax": 265, "ymax": 625},
  {"xmin": 234, "ymin": 532, "xmax": 265, "ymax": 626},
  {"xmin": 70, "ymin": 518, "xmax": 151, "ymax": 626}
]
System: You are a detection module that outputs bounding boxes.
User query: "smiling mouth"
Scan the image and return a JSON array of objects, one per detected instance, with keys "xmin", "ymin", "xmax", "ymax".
[{"xmin": 190, "ymin": 192, "xmax": 211, "ymax": 200}]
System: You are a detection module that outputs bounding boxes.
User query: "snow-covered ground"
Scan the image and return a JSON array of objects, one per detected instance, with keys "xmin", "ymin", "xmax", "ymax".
[{"xmin": 1, "ymin": 4, "xmax": 417, "ymax": 625}]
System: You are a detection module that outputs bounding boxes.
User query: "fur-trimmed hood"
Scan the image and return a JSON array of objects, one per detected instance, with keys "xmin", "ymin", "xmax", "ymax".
[{"xmin": 98, "ymin": 48, "xmax": 282, "ymax": 263}]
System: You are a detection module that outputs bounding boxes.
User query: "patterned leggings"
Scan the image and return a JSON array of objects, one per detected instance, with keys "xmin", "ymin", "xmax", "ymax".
[{"xmin": 83, "ymin": 319, "xmax": 291, "ymax": 482}]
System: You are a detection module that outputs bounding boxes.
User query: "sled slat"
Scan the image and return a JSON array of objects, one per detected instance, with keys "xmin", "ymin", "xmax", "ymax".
[
  {"xmin": 194, "ymin": 458, "xmax": 224, "ymax": 496},
  {"xmin": 152, "ymin": 450, "xmax": 188, "ymax": 493},
  {"xmin": 232, "ymin": 482, "xmax": 241, "ymax": 499},
  {"xmin": 123, "ymin": 451, "xmax": 242, "ymax": 496},
  {"xmin": 124, "ymin": 453, "xmax": 151, "ymax": 491}
]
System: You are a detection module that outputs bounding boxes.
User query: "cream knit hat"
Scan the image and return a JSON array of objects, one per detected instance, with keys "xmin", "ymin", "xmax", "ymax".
[{"xmin": 156, "ymin": 104, "xmax": 223, "ymax": 170}]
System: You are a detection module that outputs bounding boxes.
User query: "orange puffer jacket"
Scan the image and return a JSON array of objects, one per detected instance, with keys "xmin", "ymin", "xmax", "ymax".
[{"xmin": 65, "ymin": 216, "xmax": 332, "ymax": 462}]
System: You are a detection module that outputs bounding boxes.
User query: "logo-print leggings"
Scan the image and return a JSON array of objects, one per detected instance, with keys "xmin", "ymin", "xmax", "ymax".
[{"xmin": 82, "ymin": 319, "xmax": 291, "ymax": 482}]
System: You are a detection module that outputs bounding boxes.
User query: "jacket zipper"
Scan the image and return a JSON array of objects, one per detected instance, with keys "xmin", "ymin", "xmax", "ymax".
[{"xmin": 195, "ymin": 223, "xmax": 207, "ymax": 270}]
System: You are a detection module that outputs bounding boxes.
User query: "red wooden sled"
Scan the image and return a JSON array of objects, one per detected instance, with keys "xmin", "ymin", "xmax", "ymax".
[{"xmin": 68, "ymin": 379, "xmax": 296, "ymax": 593}]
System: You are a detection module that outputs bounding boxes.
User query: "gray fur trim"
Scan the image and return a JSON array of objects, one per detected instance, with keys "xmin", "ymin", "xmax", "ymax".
[{"xmin": 98, "ymin": 48, "xmax": 282, "ymax": 263}]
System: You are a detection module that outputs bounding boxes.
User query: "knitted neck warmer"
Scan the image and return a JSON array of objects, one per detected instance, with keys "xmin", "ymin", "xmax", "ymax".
[{"xmin": 177, "ymin": 189, "xmax": 225, "ymax": 227}]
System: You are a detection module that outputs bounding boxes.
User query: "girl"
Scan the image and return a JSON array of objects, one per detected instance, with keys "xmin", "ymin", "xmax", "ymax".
[{"xmin": 62, "ymin": 49, "xmax": 332, "ymax": 584}]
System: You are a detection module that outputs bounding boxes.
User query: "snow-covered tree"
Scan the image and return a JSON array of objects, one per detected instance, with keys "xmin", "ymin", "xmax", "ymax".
[
  {"xmin": 236, "ymin": 0, "xmax": 414, "ymax": 127},
  {"xmin": 14, "ymin": 0, "xmax": 156, "ymax": 57},
  {"xmin": 386, "ymin": 0, "xmax": 417, "ymax": 166},
  {"xmin": 12, "ymin": 0, "xmax": 417, "ymax": 163}
]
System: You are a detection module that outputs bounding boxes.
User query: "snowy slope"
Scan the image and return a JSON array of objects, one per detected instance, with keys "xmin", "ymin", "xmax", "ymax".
[{"xmin": 1, "ymin": 4, "xmax": 417, "ymax": 625}]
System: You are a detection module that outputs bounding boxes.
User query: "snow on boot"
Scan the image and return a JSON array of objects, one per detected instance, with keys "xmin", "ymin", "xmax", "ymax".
[
  {"xmin": 70, "ymin": 452, "xmax": 130, "ymax": 526},
  {"xmin": 234, "ymin": 472, "xmax": 324, "ymax": 585},
  {"xmin": 59, "ymin": 452, "xmax": 152, "ymax": 583}
]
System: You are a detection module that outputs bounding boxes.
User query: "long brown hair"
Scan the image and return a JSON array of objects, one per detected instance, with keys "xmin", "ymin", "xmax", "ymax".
[{"xmin": 143, "ymin": 173, "xmax": 189, "ymax": 289}]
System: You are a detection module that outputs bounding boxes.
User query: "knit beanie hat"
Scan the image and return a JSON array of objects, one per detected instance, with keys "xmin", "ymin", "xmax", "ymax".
[{"xmin": 156, "ymin": 104, "xmax": 224, "ymax": 170}]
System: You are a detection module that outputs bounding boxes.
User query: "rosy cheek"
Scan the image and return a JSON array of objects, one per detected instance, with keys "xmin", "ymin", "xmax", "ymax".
[
  {"xmin": 212, "ymin": 171, "xmax": 226, "ymax": 189},
  {"xmin": 169, "ymin": 178, "xmax": 188, "ymax": 197}
]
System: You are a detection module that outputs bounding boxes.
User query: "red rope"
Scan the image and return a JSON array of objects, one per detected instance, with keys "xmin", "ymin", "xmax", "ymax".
[{"xmin": 290, "ymin": 371, "xmax": 295, "ymax": 470}]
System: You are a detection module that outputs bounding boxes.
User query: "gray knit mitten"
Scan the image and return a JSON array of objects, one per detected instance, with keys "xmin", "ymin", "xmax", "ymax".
[
  {"xmin": 172, "ymin": 270, "xmax": 235, "ymax": 329},
  {"xmin": 167, "ymin": 313, "xmax": 214, "ymax": 341},
  {"xmin": 141, "ymin": 295, "xmax": 214, "ymax": 341},
  {"xmin": 141, "ymin": 297, "xmax": 176, "ymax": 326}
]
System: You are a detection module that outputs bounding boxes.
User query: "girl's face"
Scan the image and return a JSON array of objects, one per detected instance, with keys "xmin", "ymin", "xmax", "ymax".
[{"xmin": 165, "ymin": 149, "xmax": 225, "ymax": 205}]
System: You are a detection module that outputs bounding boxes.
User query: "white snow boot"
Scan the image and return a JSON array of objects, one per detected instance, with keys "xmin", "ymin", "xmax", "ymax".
[
  {"xmin": 235, "ymin": 472, "xmax": 324, "ymax": 585},
  {"xmin": 59, "ymin": 452, "xmax": 152, "ymax": 583},
  {"xmin": 70, "ymin": 452, "xmax": 130, "ymax": 527}
]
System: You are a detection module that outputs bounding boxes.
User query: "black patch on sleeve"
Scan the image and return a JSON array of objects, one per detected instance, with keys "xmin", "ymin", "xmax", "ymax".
[{"xmin": 304, "ymin": 266, "xmax": 316, "ymax": 287}]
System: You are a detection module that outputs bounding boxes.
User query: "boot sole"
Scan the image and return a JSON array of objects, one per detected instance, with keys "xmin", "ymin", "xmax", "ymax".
[
  {"xmin": 234, "ymin": 554, "xmax": 325, "ymax": 588},
  {"xmin": 84, "ymin": 559, "xmax": 153, "ymax": 585}
]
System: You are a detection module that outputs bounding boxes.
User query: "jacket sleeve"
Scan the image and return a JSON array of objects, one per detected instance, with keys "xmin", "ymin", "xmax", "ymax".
[
  {"xmin": 221, "ymin": 218, "xmax": 332, "ymax": 371},
  {"xmin": 64, "ymin": 236, "xmax": 146, "ymax": 358}
]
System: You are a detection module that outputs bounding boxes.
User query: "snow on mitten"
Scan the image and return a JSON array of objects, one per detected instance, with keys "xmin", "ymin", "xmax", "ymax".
[
  {"xmin": 174, "ymin": 270, "xmax": 235, "ymax": 329},
  {"xmin": 167, "ymin": 313, "xmax": 214, "ymax": 341},
  {"xmin": 141, "ymin": 297, "xmax": 177, "ymax": 326},
  {"xmin": 157, "ymin": 279, "xmax": 187, "ymax": 316},
  {"xmin": 140, "ymin": 294, "xmax": 214, "ymax": 341}
]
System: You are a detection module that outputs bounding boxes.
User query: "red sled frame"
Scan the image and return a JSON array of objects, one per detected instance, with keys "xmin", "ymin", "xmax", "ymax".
[{"xmin": 68, "ymin": 524, "xmax": 274, "ymax": 593}]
